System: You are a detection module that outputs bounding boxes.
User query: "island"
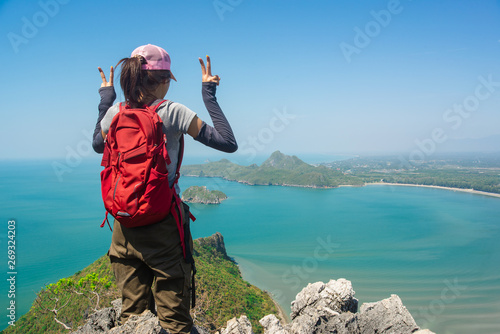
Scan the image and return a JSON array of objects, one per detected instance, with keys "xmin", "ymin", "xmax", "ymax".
[{"xmin": 182, "ymin": 186, "xmax": 228, "ymax": 204}]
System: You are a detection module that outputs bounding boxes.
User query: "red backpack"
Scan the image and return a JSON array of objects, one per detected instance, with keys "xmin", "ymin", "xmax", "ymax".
[{"xmin": 100, "ymin": 100, "xmax": 192, "ymax": 258}]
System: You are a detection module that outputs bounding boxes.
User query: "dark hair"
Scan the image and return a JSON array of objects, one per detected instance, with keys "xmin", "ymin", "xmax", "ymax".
[{"xmin": 116, "ymin": 56, "xmax": 172, "ymax": 108}]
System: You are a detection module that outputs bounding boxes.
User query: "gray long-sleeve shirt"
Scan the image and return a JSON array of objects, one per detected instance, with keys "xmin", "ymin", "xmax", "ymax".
[{"xmin": 93, "ymin": 82, "xmax": 237, "ymax": 193}]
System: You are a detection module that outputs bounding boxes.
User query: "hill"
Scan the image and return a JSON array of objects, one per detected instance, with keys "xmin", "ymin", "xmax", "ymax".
[
  {"xmin": 2, "ymin": 233, "xmax": 278, "ymax": 334},
  {"xmin": 182, "ymin": 186, "xmax": 227, "ymax": 204},
  {"xmin": 181, "ymin": 151, "xmax": 364, "ymax": 188}
]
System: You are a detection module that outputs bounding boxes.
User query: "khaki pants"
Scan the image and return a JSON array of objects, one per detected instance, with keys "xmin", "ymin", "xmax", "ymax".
[{"xmin": 108, "ymin": 202, "xmax": 194, "ymax": 334}]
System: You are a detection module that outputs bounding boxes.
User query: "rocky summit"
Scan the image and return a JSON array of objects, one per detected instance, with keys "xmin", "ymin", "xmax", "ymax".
[{"xmin": 72, "ymin": 278, "xmax": 434, "ymax": 334}]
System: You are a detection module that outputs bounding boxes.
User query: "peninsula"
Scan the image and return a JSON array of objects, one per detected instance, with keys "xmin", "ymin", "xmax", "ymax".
[
  {"xmin": 181, "ymin": 151, "xmax": 500, "ymax": 196},
  {"xmin": 181, "ymin": 151, "xmax": 364, "ymax": 188}
]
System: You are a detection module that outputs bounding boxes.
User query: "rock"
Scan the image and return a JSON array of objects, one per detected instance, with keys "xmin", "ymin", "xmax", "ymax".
[
  {"xmin": 286, "ymin": 279, "xmax": 358, "ymax": 334},
  {"xmin": 276, "ymin": 279, "xmax": 430, "ymax": 334},
  {"xmin": 192, "ymin": 326, "xmax": 211, "ymax": 334},
  {"xmin": 71, "ymin": 307, "xmax": 164, "ymax": 334},
  {"xmin": 195, "ymin": 232, "xmax": 231, "ymax": 261},
  {"xmin": 220, "ymin": 315, "xmax": 254, "ymax": 334},
  {"xmin": 72, "ymin": 277, "xmax": 432, "ymax": 334},
  {"xmin": 107, "ymin": 311, "xmax": 166, "ymax": 334},
  {"xmin": 290, "ymin": 278, "xmax": 358, "ymax": 320},
  {"xmin": 111, "ymin": 299, "xmax": 122, "ymax": 319},
  {"xmin": 259, "ymin": 314, "xmax": 288, "ymax": 334},
  {"xmin": 72, "ymin": 298, "xmax": 209, "ymax": 334},
  {"xmin": 71, "ymin": 306, "xmax": 117, "ymax": 334},
  {"xmin": 358, "ymin": 294, "xmax": 419, "ymax": 334}
]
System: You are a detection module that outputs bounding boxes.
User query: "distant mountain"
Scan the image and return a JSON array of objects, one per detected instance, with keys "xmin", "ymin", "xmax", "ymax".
[
  {"xmin": 261, "ymin": 151, "xmax": 310, "ymax": 170},
  {"xmin": 181, "ymin": 150, "xmax": 364, "ymax": 188}
]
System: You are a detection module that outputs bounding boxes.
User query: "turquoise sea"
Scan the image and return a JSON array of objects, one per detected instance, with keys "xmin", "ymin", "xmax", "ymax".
[{"xmin": 1, "ymin": 158, "xmax": 499, "ymax": 333}]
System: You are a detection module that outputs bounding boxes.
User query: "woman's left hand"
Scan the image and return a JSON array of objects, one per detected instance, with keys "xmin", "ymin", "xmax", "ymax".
[
  {"xmin": 199, "ymin": 55, "xmax": 220, "ymax": 86},
  {"xmin": 98, "ymin": 66, "xmax": 114, "ymax": 87}
]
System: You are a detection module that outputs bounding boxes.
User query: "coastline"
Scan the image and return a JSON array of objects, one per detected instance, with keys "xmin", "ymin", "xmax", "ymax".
[
  {"xmin": 233, "ymin": 259, "xmax": 291, "ymax": 325},
  {"xmin": 182, "ymin": 175, "xmax": 500, "ymax": 198},
  {"xmin": 265, "ymin": 291, "xmax": 290, "ymax": 324},
  {"xmin": 365, "ymin": 182, "xmax": 500, "ymax": 199}
]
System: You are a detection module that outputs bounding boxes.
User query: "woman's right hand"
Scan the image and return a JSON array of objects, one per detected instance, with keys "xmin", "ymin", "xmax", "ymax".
[
  {"xmin": 98, "ymin": 66, "xmax": 114, "ymax": 87},
  {"xmin": 199, "ymin": 55, "xmax": 220, "ymax": 86}
]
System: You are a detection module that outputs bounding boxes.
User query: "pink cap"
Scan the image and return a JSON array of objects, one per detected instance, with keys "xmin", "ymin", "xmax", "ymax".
[{"xmin": 131, "ymin": 44, "xmax": 172, "ymax": 71}]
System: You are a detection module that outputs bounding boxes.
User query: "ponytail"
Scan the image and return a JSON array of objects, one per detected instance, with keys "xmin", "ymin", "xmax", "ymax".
[{"xmin": 116, "ymin": 56, "xmax": 172, "ymax": 108}]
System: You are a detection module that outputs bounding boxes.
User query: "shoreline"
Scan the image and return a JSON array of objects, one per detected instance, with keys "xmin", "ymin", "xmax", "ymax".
[
  {"xmin": 365, "ymin": 182, "xmax": 500, "ymax": 199},
  {"xmin": 265, "ymin": 290, "xmax": 290, "ymax": 324},
  {"xmin": 233, "ymin": 259, "xmax": 290, "ymax": 325},
  {"xmin": 182, "ymin": 175, "xmax": 500, "ymax": 199}
]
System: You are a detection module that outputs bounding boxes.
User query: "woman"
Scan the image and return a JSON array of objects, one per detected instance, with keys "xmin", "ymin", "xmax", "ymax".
[{"xmin": 92, "ymin": 44, "xmax": 237, "ymax": 334}]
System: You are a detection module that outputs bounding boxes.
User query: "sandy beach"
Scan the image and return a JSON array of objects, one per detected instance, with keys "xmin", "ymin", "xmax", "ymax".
[
  {"xmin": 366, "ymin": 182, "xmax": 500, "ymax": 199},
  {"xmin": 267, "ymin": 292, "xmax": 290, "ymax": 324}
]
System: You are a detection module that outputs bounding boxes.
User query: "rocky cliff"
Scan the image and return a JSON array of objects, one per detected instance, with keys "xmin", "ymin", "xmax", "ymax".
[
  {"xmin": 72, "ymin": 278, "xmax": 434, "ymax": 334},
  {"xmin": 4, "ymin": 233, "xmax": 275, "ymax": 334}
]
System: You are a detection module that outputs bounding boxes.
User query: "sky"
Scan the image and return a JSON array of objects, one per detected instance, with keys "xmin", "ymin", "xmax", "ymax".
[{"xmin": 1, "ymin": 0, "xmax": 499, "ymax": 164}]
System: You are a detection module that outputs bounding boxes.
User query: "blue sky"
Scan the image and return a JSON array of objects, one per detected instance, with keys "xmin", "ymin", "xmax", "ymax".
[{"xmin": 1, "ymin": 0, "xmax": 499, "ymax": 163}]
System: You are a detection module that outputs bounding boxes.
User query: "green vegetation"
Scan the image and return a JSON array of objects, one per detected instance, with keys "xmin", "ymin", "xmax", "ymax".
[
  {"xmin": 2, "ymin": 256, "xmax": 118, "ymax": 334},
  {"xmin": 181, "ymin": 151, "xmax": 500, "ymax": 195},
  {"xmin": 182, "ymin": 186, "xmax": 228, "ymax": 204},
  {"xmin": 357, "ymin": 169, "xmax": 500, "ymax": 193},
  {"xmin": 325, "ymin": 154, "xmax": 500, "ymax": 194},
  {"xmin": 3, "ymin": 234, "xmax": 277, "ymax": 334},
  {"xmin": 192, "ymin": 234, "xmax": 277, "ymax": 332},
  {"xmin": 181, "ymin": 151, "xmax": 364, "ymax": 188}
]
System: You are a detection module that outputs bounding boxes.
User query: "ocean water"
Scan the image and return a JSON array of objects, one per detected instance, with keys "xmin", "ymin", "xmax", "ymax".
[{"xmin": 1, "ymin": 159, "xmax": 499, "ymax": 333}]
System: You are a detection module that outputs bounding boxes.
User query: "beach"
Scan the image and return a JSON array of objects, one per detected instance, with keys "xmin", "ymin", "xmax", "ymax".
[{"xmin": 365, "ymin": 182, "xmax": 500, "ymax": 199}]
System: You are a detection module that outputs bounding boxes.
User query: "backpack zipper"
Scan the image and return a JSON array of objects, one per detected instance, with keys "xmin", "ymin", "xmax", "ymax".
[
  {"xmin": 113, "ymin": 175, "xmax": 121, "ymax": 201},
  {"xmin": 113, "ymin": 152, "xmax": 121, "ymax": 201}
]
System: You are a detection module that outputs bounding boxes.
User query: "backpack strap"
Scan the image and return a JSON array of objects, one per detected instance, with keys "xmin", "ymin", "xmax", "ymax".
[
  {"xmin": 100, "ymin": 211, "xmax": 113, "ymax": 231},
  {"xmin": 148, "ymin": 99, "xmax": 166, "ymax": 113},
  {"xmin": 170, "ymin": 134, "xmax": 197, "ymax": 258},
  {"xmin": 150, "ymin": 100, "xmax": 170, "ymax": 165},
  {"xmin": 174, "ymin": 135, "xmax": 184, "ymax": 185},
  {"xmin": 174, "ymin": 135, "xmax": 196, "ymax": 225},
  {"xmin": 171, "ymin": 195, "xmax": 186, "ymax": 258},
  {"xmin": 120, "ymin": 99, "xmax": 166, "ymax": 111},
  {"xmin": 191, "ymin": 262, "xmax": 197, "ymax": 307},
  {"xmin": 171, "ymin": 134, "xmax": 186, "ymax": 255}
]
